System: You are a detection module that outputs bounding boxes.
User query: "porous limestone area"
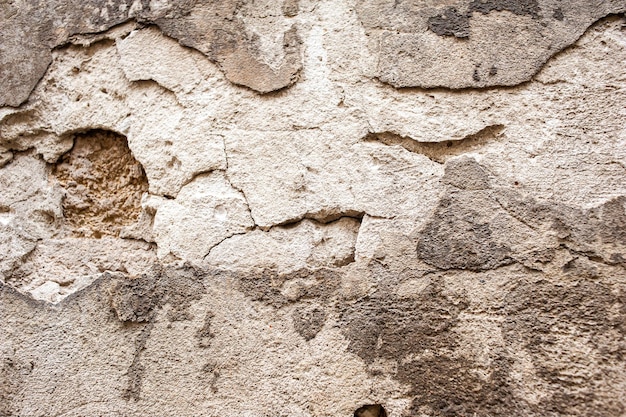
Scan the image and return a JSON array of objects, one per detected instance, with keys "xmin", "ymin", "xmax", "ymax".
[{"xmin": 1, "ymin": 1, "xmax": 625, "ymax": 416}]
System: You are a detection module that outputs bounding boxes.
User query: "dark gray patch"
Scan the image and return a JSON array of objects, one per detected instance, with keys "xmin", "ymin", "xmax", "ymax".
[
  {"xmin": 197, "ymin": 311, "xmax": 214, "ymax": 348},
  {"xmin": 109, "ymin": 273, "xmax": 161, "ymax": 323},
  {"xmin": 472, "ymin": 67, "xmax": 481, "ymax": 81},
  {"xmin": 494, "ymin": 191, "xmax": 626, "ymax": 267},
  {"xmin": 418, "ymin": 160, "xmax": 513, "ymax": 271},
  {"xmin": 292, "ymin": 304, "xmax": 326, "ymax": 341},
  {"xmin": 123, "ymin": 322, "xmax": 153, "ymax": 401},
  {"xmin": 236, "ymin": 268, "xmax": 341, "ymax": 308},
  {"xmin": 417, "ymin": 198, "xmax": 513, "ymax": 271},
  {"xmin": 401, "ymin": 355, "xmax": 520, "ymax": 417},
  {"xmin": 108, "ymin": 266, "xmax": 206, "ymax": 401},
  {"xmin": 342, "ymin": 282, "xmax": 521, "ymax": 416},
  {"xmin": 469, "ymin": 0, "xmax": 540, "ymax": 18},
  {"xmin": 503, "ymin": 280, "xmax": 626, "ymax": 415},
  {"xmin": 553, "ymin": 8, "xmax": 564, "ymax": 21},
  {"xmin": 427, "ymin": 7, "xmax": 470, "ymax": 38},
  {"xmin": 597, "ymin": 196, "xmax": 626, "ymax": 246},
  {"xmin": 200, "ymin": 361, "xmax": 220, "ymax": 393},
  {"xmin": 342, "ymin": 280, "xmax": 468, "ymax": 364},
  {"xmin": 109, "ymin": 265, "xmax": 206, "ymax": 323},
  {"xmin": 489, "ymin": 65, "xmax": 498, "ymax": 76},
  {"xmin": 161, "ymin": 266, "xmax": 207, "ymax": 322},
  {"xmin": 441, "ymin": 157, "xmax": 490, "ymax": 190}
]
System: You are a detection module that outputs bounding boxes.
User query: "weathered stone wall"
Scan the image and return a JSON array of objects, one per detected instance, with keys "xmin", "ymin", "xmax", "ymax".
[{"xmin": 1, "ymin": 1, "xmax": 625, "ymax": 416}]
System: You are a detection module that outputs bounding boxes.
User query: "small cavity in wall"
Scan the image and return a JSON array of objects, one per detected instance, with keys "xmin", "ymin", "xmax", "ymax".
[
  {"xmin": 354, "ymin": 404, "xmax": 387, "ymax": 417},
  {"xmin": 0, "ymin": 129, "xmax": 156, "ymax": 303},
  {"xmin": 53, "ymin": 129, "xmax": 149, "ymax": 238}
]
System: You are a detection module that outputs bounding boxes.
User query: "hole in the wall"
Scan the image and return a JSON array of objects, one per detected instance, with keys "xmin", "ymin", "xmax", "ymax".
[
  {"xmin": 52, "ymin": 129, "xmax": 148, "ymax": 238},
  {"xmin": 354, "ymin": 404, "xmax": 388, "ymax": 417}
]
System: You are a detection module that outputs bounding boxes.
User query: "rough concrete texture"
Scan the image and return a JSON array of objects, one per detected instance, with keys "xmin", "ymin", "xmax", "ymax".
[{"xmin": 0, "ymin": 0, "xmax": 625, "ymax": 415}]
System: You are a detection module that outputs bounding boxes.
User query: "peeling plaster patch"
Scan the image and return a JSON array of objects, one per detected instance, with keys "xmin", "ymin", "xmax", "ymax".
[
  {"xmin": 0, "ymin": 0, "xmax": 303, "ymax": 106},
  {"xmin": 0, "ymin": 132, "xmax": 156, "ymax": 302},
  {"xmin": 53, "ymin": 130, "xmax": 148, "ymax": 238}
]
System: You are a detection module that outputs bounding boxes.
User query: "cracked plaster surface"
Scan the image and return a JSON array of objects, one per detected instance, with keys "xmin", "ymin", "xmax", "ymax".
[{"xmin": 0, "ymin": 1, "xmax": 625, "ymax": 416}]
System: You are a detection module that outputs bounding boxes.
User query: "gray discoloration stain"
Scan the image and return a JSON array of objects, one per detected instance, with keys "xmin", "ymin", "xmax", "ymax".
[
  {"xmin": 123, "ymin": 322, "xmax": 153, "ymax": 401},
  {"xmin": 416, "ymin": 194, "xmax": 514, "ymax": 271},
  {"xmin": 110, "ymin": 274, "xmax": 161, "ymax": 323},
  {"xmin": 342, "ymin": 280, "xmax": 468, "ymax": 363},
  {"xmin": 109, "ymin": 266, "xmax": 206, "ymax": 323},
  {"xmin": 417, "ymin": 159, "xmax": 512, "ymax": 271},
  {"xmin": 441, "ymin": 157, "xmax": 491, "ymax": 190},
  {"xmin": 292, "ymin": 304, "xmax": 326, "ymax": 341},
  {"xmin": 427, "ymin": 7, "xmax": 470, "ymax": 38},
  {"xmin": 504, "ymin": 279, "xmax": 626, "ymax": 415},
  {"xmin": 468, "ymin": 0, "xmax": 540, "ymax": 18},
  {"xmin": 553, "ymin": 8, "xmax": 564, "ymax": 21},
  {"xmin": 402, "ymin": 355, "xmax": 520, "ymax": 417},
  {"xmin": 236, "ymin": 268, "xmax": 342, "ymax": 307},
  {"xmin": 428, "ymin": 0, "xmax": 541, "ymax": 39},
  {"xmin": 417, "ymin": 158, "xmax": 626, "ymax": 272},
  {"xmin": 197, "ymin": 311, "xmax": 214, "ymax": 348},
  {"xmin": 341, "ymin": 281, "xmax": 521, "ymax": 416}
]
